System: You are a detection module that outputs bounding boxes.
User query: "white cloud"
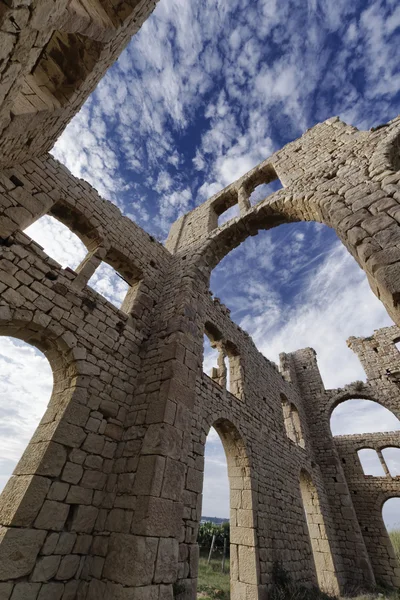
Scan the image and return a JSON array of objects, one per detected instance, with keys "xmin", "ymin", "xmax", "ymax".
[
  {"xmin": 25, "ymin": 216, "xmax": 87, "ymax": 270},
  {"xmin": 0, "ymin": 338, "xmax": 52, "ymax": 491},
  {"xmin": 331, "ymin": 400, "xmax": 400, "ymax": 436}
]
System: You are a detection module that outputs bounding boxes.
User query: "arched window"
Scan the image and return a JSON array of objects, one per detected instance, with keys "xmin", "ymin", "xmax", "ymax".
[
  {"xmin": 25, "ymin": 214, "xmax": 87, "ymax": 270},
  {"xmin": 330, "ymin": 399, "xmax": 400, "ymax": 436},
  {"xmin": 357, "ymin": 449, "xmax": 386, "ymax": 477},
  {"xmin": 281, "ymin": 394, "xmax": 305, "ymax": 448},
  {"xmin": 381, "ymin": 448, "xmax": 400, "ymax": 477},
  {"xmin": 0, "ymin": 336, "xmax": 52, "ymax": 491},
  {"xmin": 25, "ymin": 213, "xmax": 143, "ymax": 312},
  {"xmin": 209, "ymin": 222, "xmax": 389, "ymax": 391},
  {"xmin": 198, "ymin": 420, "xmax": 258, "ymax": 599}
]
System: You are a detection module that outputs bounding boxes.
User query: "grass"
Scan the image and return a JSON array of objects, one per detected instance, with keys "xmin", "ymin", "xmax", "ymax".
[
  {"xmin": 197, "ymin": 556, "xmax": 230, "ymax": 599},
  {"xmin": 390, "ymin": 530, "xmax": 400, "ymax": 565},
  {"xmin": 196, "ymin": 535, "xmax": 400, "ymax": 600}
]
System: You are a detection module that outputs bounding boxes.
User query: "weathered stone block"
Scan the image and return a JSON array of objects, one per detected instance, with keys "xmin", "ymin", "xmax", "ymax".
[
  {"xmin": 31, "ymin": 555, "xmax": 61, "ymax": 582},
  {"xmin": 0, "ymin": 527, "xmax": 46, "ymax": 580},
  {"xmin": 34, "ymin": 501, "xmax": 70, "ymax": 531},
  {"xmin": 69, "ymin": 506, "xmax": 98, "ymax": 533},
  {"xmin": 0, "ymin": 475, "xmax": 50, "ymax": 527},
  {"xmin": 154, "ymin": 538, "xmax": 179, "ymax": 583},
  {"xmin": 103, "ymin": 533, "xmax": 158, "ymax": 586}
]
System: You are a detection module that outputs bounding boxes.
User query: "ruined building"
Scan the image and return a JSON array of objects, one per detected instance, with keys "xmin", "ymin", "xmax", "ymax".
[{"xmin": 0, "ymin": 0, "xmax": 400, "ymax": 598}]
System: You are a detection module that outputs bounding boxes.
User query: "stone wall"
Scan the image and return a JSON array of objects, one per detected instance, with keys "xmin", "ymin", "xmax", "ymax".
[
  {"xmin": 0, "ymin": 2, "xmax": 400, "ymax": 594},
  {"xmin": 0, "ymin": 0, "xmax": 159, "ymax": 167},
  {"xmin": 335, "ymin": 432, "xmax": 400, "ymax": 587}
]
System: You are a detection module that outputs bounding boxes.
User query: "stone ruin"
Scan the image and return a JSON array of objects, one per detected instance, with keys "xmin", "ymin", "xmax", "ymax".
[{"xmin": 0, "ymin": 0, "xmax": 400, "ymax": 598}]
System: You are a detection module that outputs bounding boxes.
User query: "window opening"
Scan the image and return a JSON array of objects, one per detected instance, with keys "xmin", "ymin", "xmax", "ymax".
[
  {"xmin": 249, "ymin": 179, "xmax": 283, "ymax": 206},
  {"xmin": 203, "ymin": 333, "xmax": 221, "ymax": 381},
  {"xmin": 381, "ymin": 448, "xmax": 400, "ymax": 477},
  {"xmin": 0, "ymin": 337, "xmax": 52, "ymax": 492},
  {"xmin": 25, "ymin": 214, "xmax": 87, "ymax": 270},
  {"xmin": 330, "ymin": 399, "xmax": 400, "ymax": 436},
  {"xmin": 198, "ymin": 420, "xmax": 258, "ymax": 598},
  {"xmin": 218, "ymin": 204, "xmax": 240, "ymax": 228},
  {"xmin": 281, "ymin": 394, "xmax": 305, "ymax": 448},
  {"xmin": 87, "ymin": 261, "xmax": 130, "ymax": 310},
  {"xmin": 357, "ymin": 449, "xmax": 386, "ymax": 477}
]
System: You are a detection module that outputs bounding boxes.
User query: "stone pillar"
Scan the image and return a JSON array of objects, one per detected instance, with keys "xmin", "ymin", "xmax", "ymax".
[
  {"xmin": 377, "ymin": 450, "xmax": 391, "ymax": 477},
  {"xmin": 73, "ymin": 247, "xmax": 106, "ymax": 290},
  {"xmin": 103, "ymin": 255, "xmax": 208, "ymax": 599},
  {"xmin": 287, "ymin": 348, "xmax": 376, "ymax": 592},
  {"xmin": 237, "ymin": 185, "xmax": 250, "ymax": 215}
]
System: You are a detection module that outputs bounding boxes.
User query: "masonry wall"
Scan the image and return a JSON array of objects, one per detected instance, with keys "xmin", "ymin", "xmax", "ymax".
[
  {"xmin": 1, "ymin": 16, "xmax": 400, "ymax": 594},
  {"xmin": 334, "ymin": 432, "xmax": 400, "ymax": 587},
  {"xmin": 0, "ymin": 0, "xmax": 160, "ymax": 167}
]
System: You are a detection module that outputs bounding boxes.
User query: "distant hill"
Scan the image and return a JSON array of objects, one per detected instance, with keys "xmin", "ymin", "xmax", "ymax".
[{"xmin": 200, "ymin": 516, "xmax": 229, "ymax": 524}]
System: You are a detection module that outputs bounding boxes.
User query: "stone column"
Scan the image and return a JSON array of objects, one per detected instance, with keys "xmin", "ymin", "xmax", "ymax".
[
  {"xmin": 103, "ymin": 254, "xmax": 208, "ymax": 599},
  {"xmin": 287, "ymin": 348, "xmax": 375, "ymax": 592},
  {"xmin": 377, "ymin": 450, "xmax": 391, "ymax": 477},
  {"xmin": 237, "ymin": 185, "xmax": 250, "ymax": 215}
]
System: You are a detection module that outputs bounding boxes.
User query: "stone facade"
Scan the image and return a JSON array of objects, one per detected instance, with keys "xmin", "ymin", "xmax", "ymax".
[{"xmin": 0, "ymin": 2, "xmax": 400, "ymax": 598}]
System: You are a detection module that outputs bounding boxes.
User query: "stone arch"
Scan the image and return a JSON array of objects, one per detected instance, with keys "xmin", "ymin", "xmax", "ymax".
[
  {"xmin": 48, "ymin": 200, "xmax": 103, "ymax": 251},
  {"xmin": 201, "ymin": 417, "xmax": 260, "ymax": 599},
  {"xmin": 193, "ymin": 172, "xmax": 400, "ymax": 327},
  {"xmin": 0, "ymin": 310, "xmax": 81, "ymax": 529},
  {"xmin": 327, "ymin": 386, "xmax": 400, "ymax": 425},
  {"xmin": 299, "ymin": 469, "xmax": 339, "ymax": 595},
  {"xmin": 366, "ymin": 492, "xmax": 400, "ymax": 587}
]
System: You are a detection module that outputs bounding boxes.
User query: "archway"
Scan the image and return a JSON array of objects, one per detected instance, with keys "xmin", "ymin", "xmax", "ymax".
[
  {"xmin": 382, "ymin": 498, "xmax": 400, "ymax": 571},
  {"xmin": 208, "ymin": 222, "xmax": 391, "ymax": 390},
  {"xmin": 199, "ymin": 419, "xmax": 259, "ymax": 599},
  {"xmin": 299, "ymin": 470, "xmax": 339, "ymax": 595},
  {"xmin": 0, "ymin": 337, "xmax": 52, "ymax": 491},
  {"xmin": 0, "ymin": 316, "xmax": 78, "ymax": 528},
  {"xmin": 198, "ymin": 427, "xmax": 230, "ymax": 598},
  {"xmin": 330, "ymin": 399, "xmax": 400, "ymax": 437}
]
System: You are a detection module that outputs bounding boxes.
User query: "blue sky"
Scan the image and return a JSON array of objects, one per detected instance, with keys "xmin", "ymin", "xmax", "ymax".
[{"xmin": 1, "ymin": 0, "xmax": 400, "ymax": 530}]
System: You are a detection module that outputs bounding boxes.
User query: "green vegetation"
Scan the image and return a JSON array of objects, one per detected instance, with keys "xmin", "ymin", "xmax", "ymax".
[
  {"xmin": 269, "ymin": 562, "xmax": 338, "ymax": 600},
  {"xmin": 196, "ymin": 526, "xmax": 400, "ymax": 599},
  {"xmin": 198, "ymin": 521, "xmax": 230, "ymax": 554},
  {"xmin": 197, "ymin": 557, "xmax": 230, "ymax": 599},
  {"xmin": 197, "ymin": 522, "xmax": 230, "ymax": 599},
  {"xmin": 390, "ymin": 529, "xmax": 400, "ymax": 565}
]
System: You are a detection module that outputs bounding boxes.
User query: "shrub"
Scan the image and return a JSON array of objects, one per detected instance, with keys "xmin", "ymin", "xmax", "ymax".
[
  {"xmin": 390, "ymin": 529, "xmax": 400, "ymax": 565},
  {"xmin": 269, "ymin": 562, "xmax": 338, "ymax": 600}
]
